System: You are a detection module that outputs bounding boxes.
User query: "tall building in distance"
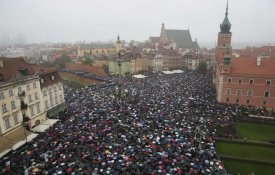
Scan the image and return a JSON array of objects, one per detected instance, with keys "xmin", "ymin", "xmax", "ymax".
[
  {"xmin": 215, "ymin": 1, "xmax": 275, "ymax": 110},
  {"xmin": 148, "ymin": 23, "xmax": 200, "ymax": 51}
]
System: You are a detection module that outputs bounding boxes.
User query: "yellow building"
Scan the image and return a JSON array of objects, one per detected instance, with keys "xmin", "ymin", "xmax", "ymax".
[
  {"xmin": 130, "ymin": 55, "xmax": 149, "ymax": 74},
  {"xmin": 0, "ymin": 58, "xmax": 48, "ymax": 137},
  {"xmin": 77, "ymin": 36, "xmax": 123, "ymax": 58}
]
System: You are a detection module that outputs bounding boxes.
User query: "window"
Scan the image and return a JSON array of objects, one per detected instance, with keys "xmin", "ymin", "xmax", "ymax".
[
  {"xmin": 50, "ymin": 95, "xmax": 53, "ymax": 106},
  {"xmin": 236, "ymin": 89, "xmax": 242, "ymax": 96},
  {"xmin": 263, "ymin": 101, "xmax": 267, "ymax": 105},
  {"xmin": 13, "ymin": 113, "xmax": 19, "ymax": 125},
  {"xmin": 33, "ymin": 82, "xmax": 37, "ymax": 88},
  {"xmin": 0, "ymin": 91, "xmax": 4, "ymax": 99},
  {"xmin": 247, "ymin": 89, "xmax": 253, "ymax": 96},
  {"xmin": 238, "ymin": 79, "xmax": 242, "ymax": 84},
  {"xmin": 236, "ymin": 99, "xmax": 239, "ymax": 103},
  {"xmin": 11, "ymin": 101, "xmax": 16, "ymax": 110},
  {"xmin": 9, "ymin": 90, "xmax": 13, "ymax": 96},
  {"xmin": 36, "ymin": 103, "xmax": 41, "ymax": 113},
  {"xmin": 45, "ymin": 100, "xmax": 49, "ymax": 109},
  {"xmin": 26, "ymin": 84, "xmax": 30, "ymax": 91},
  {"xmin": 40, "ymin": 78, "xmax": 44, "ymax": 84},
  {"xmin": 18, "ymin": 87, "xmax": 22, "ymax": 93},
  {"xmin": 43, "ymin": 90, "xmax": 47, "ymax": 97},
  {"xmin": 58, "ymin": 85, "xmax": 62, "ymax": 90},
  {"xmin": 267, "ymin": 80, "xmax": 271, "ymax": 85},
  {"xmin": 54, "ymin": 86, "xmax": 57, "ymax": 92},
  {"xmin": 49, "ymin": 88, "xmax": 52, "ymax": 94},
  {"xmin": 226, "ymin": 88, "xmax": 231, "ymax": 94},
  {"xmin": 226, "ymin": 98, "xmax": 229, "ymax": 102},
  {"xmin": 247, "ymin": 100, "xmax": 250, "ymax": 104},
  {"xmin": 59, "ymin": 94, "xmax": 63, "ymax": 102},
  {"xmin": 228, "ymin": 78, "xmax": 232, "ymax": 83},
  {"xmin": 264, "ymin": 91, "xmax": 270, "ymax": 98},
  {"xmin": 34, "ymin": 92, "xmax": 39, "ymax": 100},
  {"xmin": 249, "ymin": 79, "xmax": 254, "ymax": 84},
  {"xmin": 4, "ymin": 117, "xmax": 11, "ymax": 129},
  {"xmin": 55, "ymin": 94, "xmax": 58, "ymax": 104},
  {"xmin": 2, "ymin": 104, "xmax": 7, "ymax": 113},
  {"xmin": 30, "ymin": 106, "xmax": 35, "ymax": 116},
  {"xmin": 51, "ymin": 75, "xmax": 55, "ymax": 80},
  {"xmin": 28, "ymin": 95, "xmax": 32, "ymax": 103}
]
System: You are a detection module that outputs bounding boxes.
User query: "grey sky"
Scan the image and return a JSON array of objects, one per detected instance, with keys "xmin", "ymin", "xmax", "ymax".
[{"xmin": 0, "ymin": 0, "xmax": 275, "ymax": 47}]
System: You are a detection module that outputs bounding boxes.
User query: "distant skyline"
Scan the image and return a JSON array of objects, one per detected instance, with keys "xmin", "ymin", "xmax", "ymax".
[{"xmin": 0, "ymin": 0, "xmax": 275, "ymax": 48}]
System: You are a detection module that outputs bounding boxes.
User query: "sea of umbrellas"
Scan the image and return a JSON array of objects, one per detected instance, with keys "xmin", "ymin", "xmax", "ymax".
[{"xmin": 1, "ymin": 71, "xmax": 261, "ymax": 175}]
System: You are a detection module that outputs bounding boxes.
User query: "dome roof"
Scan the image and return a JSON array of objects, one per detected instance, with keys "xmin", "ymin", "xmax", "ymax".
[
  {"xmin": 220, "ymin": 0, "xmax": 231, "ymax": 33},
  {"xmin": 220, "ymin": 16, "xmax": 231, "ymax": 33}
]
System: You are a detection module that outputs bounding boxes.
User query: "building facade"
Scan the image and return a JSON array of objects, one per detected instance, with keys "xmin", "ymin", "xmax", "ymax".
[
  {"xmin": 215, "ymin": 2, "xmax": 275, "ymax": 110},
  {"xmin": 0, "ymin": 58, "xmax": 46, "ymax": 135}
]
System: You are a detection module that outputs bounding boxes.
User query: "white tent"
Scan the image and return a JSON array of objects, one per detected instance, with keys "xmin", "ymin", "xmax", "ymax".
[
  {"xmin": 163, "ymin": 70, "xmax": 184, "ymax": 74},
  {"xmin": 42, "ymin": 119, "xmax": 59, "ymax": 126},
  {"xmin": 12, "ymin": 140, "xmax": 26, "ymax": 150},
  {"xmin": 31, "ymin": 124, "xmax": 51, "ymax": 133},
  {"xmin": 133, "ymin": 74, "xmax": 146, "ymax": 79},
  {"xmin": 0, "ymin": 149, "xmax": 11, "ymax": 158}
]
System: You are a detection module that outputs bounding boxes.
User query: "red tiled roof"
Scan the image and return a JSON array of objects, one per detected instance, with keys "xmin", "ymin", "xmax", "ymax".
[
  {"xmin": 29, "ymin": 64, "xmax": 63, "ymax": 88},
  {"xmin": 0, "ymin": 57, "xmax": 36, "ymax": 81},
  {"xmin": 66, "ymin": 63, "xmax": 108, "ymax": 77},
  {"xmin": 230, "ymin": 56, "xmax": 275, "ymax": 76}
]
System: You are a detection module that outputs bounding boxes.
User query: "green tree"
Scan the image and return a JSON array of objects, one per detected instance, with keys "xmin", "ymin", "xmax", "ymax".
[
  {"xmin": 197, "ymin": 61, "xmax": 207, "ymax": 74},
  {"xmin": 54, "ymin": 52, "xmax": 71, "ymax": 68}
]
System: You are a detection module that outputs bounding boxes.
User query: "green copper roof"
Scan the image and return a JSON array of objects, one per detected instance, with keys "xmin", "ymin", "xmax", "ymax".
[{"xmin": 165, "ymin": 30, "xmax": 195, "ymax": 49}]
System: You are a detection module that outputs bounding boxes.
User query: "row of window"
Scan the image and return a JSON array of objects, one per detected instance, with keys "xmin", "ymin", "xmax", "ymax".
[
  {"xmin": 28, "ymin": 92, "xmax": 39, "ymax": 103},
  {"xmin": 226, "ymin": 98, "xmax": 268, "ymax": 105},
  {"xmin": 43, "ymin": 85, "xmax": 63, "ymax": 97},
  {"xmin": 226, "ymin": 88, "xmax": 270, "ymax": 97},
  {"xmin": 45, "ymin": 94, "xmax": 63, "ymax": 109},
  {"xmin": 2, "ymin": 101, "xmax": 17, "ymax": 114},
  {"xmin": 29, "ymin": 103, "xmax": 41, "ymax": 116},
  {"xmin": 3, "ymin": 113, "xmax": 20, "ymax": 130},
  {"xmin": 228, "ymin": 78, "xmax": 272, "ymax": 85},
  {"xmin": 0, "ymin": 83, "xmax": 38, "ymax": 100}
]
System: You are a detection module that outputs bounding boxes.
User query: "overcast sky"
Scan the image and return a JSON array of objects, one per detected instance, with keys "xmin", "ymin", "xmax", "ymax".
[{"xmin": 0, "ymin": 0, "xmax": 274, "ymax": 47}]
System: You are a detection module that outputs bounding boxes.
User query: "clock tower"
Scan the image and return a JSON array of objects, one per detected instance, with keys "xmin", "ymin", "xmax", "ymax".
[{"xmin": 215, "ymin": 0, "xmax": 232, "ymax": 64}]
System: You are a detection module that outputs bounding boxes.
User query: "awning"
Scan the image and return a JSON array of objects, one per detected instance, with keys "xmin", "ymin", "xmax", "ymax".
[
  {"xmin": 12, "ymin": 140, "xmax": 26, "ymax": 150},
  {"xmin": 133, "ymin": 74, "xmax": 146, "ymax": 79},
  {"xmin": 42, "ymin": 119, "xmax": 59, "ymax": 126},
  {"xmin": 0, "ymin": 149, "xmax": 11, "ymax": 158},
  {"xmin": 26, "ymin": 133, "xmax": 38, "ymax": 142},
  {"xmin": 31, "ymin": 124, "xmax": 51, "ymax": 133}
]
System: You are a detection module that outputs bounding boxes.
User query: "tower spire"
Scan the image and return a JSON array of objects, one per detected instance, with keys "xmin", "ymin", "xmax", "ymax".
[{"xmin": 225, "ymin": 0, "xmax": 229, "ymax": 17}]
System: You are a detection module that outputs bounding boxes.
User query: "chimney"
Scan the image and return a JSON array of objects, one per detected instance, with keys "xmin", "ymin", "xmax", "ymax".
[{"xmin": 257, "ymin": 57, "xmax": 261, "ymax": 66}]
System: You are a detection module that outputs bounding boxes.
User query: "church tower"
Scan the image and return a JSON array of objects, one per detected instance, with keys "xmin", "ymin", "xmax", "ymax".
[
  {"xmin": 160, "ymin": 22, "xmax": 168, "ymax": 43},
  {"xmin": 215, "ymin": 0, "xmax": 232, "ymax": 64},
  {"xmin": 115, "ymin": 34, "xmax": 122, "ymax": 52}
]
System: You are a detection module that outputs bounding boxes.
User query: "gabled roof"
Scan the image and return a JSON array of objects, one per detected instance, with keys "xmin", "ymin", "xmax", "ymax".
[
  {"xmin": 0, "ymin": 57, "xmax": 36, "ymax": 82},
  {"xmin": 229, "ymin": 57, "xmax": 275, "ymax": 76},
  {"xmin": 165, "ymin": 30, "xmax": 194, "ymax": 48}
]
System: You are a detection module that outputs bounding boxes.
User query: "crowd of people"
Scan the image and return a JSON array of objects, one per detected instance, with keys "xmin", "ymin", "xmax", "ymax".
[{"xmin": 0, "ymin": 71, "xmax": 257, "ymax": 174}]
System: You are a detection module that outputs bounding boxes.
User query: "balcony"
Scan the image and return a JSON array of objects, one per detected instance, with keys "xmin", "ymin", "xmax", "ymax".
[
  {"xmin": 18, "ymin": 91, "xmax": 26, "ymax": 97},
  {"xmin": 23, "ymin": 114, "xmax": 30, "ymax": 123},
  {"xmin": 20, "ymin": 101, "xmax": 28, "ymax": 110}
]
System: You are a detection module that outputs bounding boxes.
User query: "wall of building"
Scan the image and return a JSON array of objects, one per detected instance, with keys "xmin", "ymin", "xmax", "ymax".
[
  {"xmin": 0, "ymin": 76, "xmax": 46, "ymax": 135},
  {"xmin": 220, "ymin": 75, "xmax": 275, "ymax": 109}
]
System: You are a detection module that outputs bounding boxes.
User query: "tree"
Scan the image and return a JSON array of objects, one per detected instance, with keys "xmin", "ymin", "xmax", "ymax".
[
  {"xmin": 197, "ymin": 61, "xmax": 207, "ymax": 74},
  {"xmin": 54, "ymin": 52, "xmax": 71, "ymax": 68}
]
